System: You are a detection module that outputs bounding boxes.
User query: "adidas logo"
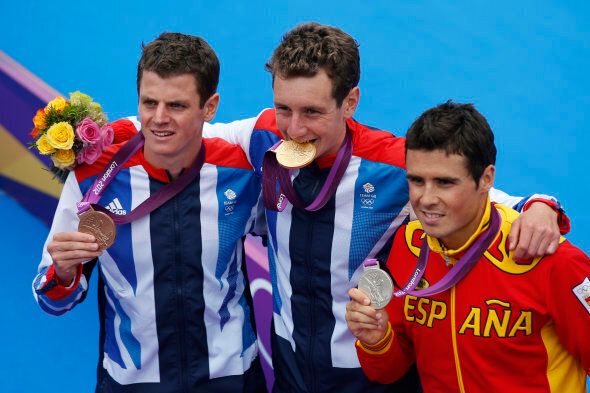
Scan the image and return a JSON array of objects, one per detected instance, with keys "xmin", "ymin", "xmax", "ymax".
[{"xmin": 106, "ymin": 198, "xmax": 127, "ymax": 215}]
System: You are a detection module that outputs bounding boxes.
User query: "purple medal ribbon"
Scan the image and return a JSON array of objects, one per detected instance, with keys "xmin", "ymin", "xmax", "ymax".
[
  {"xmin": 393, "ymin": 205, "xmax": 501, "ymax": 297},
  {"xmin": 77, "ymin": 131, "xmax": 206, "ymax": 224},
  {"xmin": 262, "ymin": 132, "xmax": 353, "ymax": 212}
]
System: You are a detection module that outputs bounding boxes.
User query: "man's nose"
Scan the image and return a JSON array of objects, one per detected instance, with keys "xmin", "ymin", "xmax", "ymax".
[
  {"xmin": 420, "ymin": 183, "xmax": 439, "ymax": 206},
  {"xmin": 286, "ymin": 113, "xmax": 308, "ymax": 141},
  {"xmin": 153, "ymin": 104, "xmax": 169, "ymax": 124}
]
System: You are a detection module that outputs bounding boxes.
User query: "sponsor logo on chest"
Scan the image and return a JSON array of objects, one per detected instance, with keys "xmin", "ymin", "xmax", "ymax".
[
  {"xmin": 359, "ymin": 182, "xmax": 377, "ymax": 209},
  {"xmin": 105, "ymin": 198, "xmax": 127, "ymax": 215},
  {"xmin": 223, "ymin": 188, "xmax": 237, "ymax": 215}
]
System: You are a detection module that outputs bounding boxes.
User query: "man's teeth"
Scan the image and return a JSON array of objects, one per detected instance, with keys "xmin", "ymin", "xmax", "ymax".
[
  {"xmin": 153, "ymin": 131, "xmax": 173, "ymax": 137},
  {"xmin": 424, "ymin": 212, "xmax": 443, "ymax": 218}
]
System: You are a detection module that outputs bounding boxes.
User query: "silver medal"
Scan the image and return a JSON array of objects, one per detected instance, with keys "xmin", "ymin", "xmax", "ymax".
[{"xmin": 358, "ymin": 262, "xmax": 393, "ymax": 309}]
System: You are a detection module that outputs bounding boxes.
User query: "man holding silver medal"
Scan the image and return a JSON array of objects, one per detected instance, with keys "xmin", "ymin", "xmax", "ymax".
[
  {"xmin": 346, "ymin": 102, "xmax": 590, "ymax": 392},
  {"xmin": 32, "ymin": 33, "xmax": 266, "ymax": 392},
  {"xmin": 200, "ymin": 23, "xmax": 570, "ymax": 392}
]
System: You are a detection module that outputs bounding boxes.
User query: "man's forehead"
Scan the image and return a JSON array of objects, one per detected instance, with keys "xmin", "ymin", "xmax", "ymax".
[
  {"xmin": 406, "ymin": 149, "xmax": 469, "ymax": 173},
  {"xmin": 272, "ymin": 72, "xmax": 336, "ymax": 107},
  {"xmin": 139, "ymin": 71, "xmax": 200, "ymax": 99}
]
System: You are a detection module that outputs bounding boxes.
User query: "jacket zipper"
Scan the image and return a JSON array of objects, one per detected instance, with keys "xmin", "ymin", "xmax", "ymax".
[
  {"xmin": 450, "ymin": 286, "xmax": 466, "ymax": 392},
  {"xmin": 174, "ymin": 197, "xmax": 189, "ymax": 392},
  {"xmin": 306, "ymin": 214, "xmax": 317, "ymax": 392}
]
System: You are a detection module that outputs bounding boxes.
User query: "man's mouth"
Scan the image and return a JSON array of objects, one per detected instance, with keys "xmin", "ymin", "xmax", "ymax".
[
  {"xmin": 151, "ymin": 130, "xmax": 174, "ymax": 137},
  {"xmin": 422, "ymin": 211, "xmax": 444, "ymax": 219}
]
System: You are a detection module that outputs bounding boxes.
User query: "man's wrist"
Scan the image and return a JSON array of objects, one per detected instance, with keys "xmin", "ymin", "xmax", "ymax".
[{"xmin": 357, "ymin": 323, "xmax": 393, "ymax": 354}]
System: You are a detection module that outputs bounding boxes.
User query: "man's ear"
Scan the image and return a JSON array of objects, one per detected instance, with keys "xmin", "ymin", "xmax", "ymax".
[
  {"xmin": 203, "ymin": 93, "xmax": 220, "ymax": 122},
  {"xmin": 342, "ymin": 87, "xmax": 360, "ymax": 119},
  {"xmin": 479, "ymin": 164, "xmax": 495, "ymax": 192}
]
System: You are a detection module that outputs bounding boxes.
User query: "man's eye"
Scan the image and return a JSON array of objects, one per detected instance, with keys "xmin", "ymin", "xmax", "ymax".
[{"xmin": 437, "ymin": 179, "xmax": 454, "ymax": 186}]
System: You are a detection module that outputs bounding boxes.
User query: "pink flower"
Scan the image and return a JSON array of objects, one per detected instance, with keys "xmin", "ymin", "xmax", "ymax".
[
  {"xmin": 100, "ymin": 124, "xmax": 114, "ymax": 150},
  {"xmin": 77, "ymin": 144, "xmax": 102, "ymax": 165},
  {"xmin": 76, "ymin": 117, "xmax": 102, "ymax": 144}
]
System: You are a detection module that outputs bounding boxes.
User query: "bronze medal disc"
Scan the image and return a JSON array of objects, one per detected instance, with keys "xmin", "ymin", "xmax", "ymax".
[
  {"xmin": 78, "ymin": 209, "xmax": 116, "ymax": 251},
  {"xmin": 275, "ymin": 140, "xmax": 317, "ymax": 169}
]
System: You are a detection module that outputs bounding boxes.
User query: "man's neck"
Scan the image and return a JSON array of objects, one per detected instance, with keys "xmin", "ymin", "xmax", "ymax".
[{"xmin": 144, "ymin": 139, "xmax": 202, "ymax": 180}]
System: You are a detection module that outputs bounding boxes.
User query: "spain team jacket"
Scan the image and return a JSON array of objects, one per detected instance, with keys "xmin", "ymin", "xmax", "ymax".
[
  {"xmin": 32, "ymin": 119, "xmax": 266, "ymax": 393},
  {"xmin": 203, "ymin": 108, "xmax": 569, "ymax": 393},
  {"xmin": 357, "ymin": 203, "xmax": 590, "ymax": 393}
]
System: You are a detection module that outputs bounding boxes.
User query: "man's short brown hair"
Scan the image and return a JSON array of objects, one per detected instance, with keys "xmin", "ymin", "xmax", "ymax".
[
  {"xmin": 266, "ymin": 22, "xmax": 360, "ymax": 106},
  {"xmin": 137, "ymin": 32, "xmax": 219, "ymax": 107}
]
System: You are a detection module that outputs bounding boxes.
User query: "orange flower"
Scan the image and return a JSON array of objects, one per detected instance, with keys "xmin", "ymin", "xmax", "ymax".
[
  {"xmin": 30, "ymin": 127, "xmax": 40, "ymax": 139},
  {"xmin": 33, "ymin": 109, "xmax": 46, "ymax": 128}
]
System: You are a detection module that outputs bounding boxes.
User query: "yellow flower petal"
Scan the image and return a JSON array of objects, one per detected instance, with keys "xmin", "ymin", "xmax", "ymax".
[{"xmin": 46, "ymin": 122, "xmax": 75, "ymax": 150}]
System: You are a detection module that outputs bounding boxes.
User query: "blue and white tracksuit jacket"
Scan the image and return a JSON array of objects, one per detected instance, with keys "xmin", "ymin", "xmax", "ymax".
[
  {"xmin": 203, "ymin": 108, "xmax": 568, "ymax": 393},
  {"xmin": 32, "ymin": 120, "xmax": 266, "ymax": 393}
]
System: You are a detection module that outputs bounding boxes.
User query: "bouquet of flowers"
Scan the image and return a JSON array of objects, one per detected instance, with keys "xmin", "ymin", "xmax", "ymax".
[{"xmin": 30, "ymin": 91, "xmax": 114, "ymax": 182}]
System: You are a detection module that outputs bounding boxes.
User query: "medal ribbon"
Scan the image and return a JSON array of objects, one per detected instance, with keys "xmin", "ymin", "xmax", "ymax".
[
  {"xmin": 393, "ymin": 205, "xmax": 501, "ymax": 297},
  {"xmin": 77, "ymin": 131, "xmax": 206, "ymax": 224},
  {"xmin": 262, "ymin": 132, "xmax": 353, "ymax": 212}
]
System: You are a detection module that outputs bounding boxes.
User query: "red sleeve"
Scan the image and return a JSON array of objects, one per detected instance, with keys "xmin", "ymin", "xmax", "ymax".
[
  {"xmin": 40, "ymin": 264, "xmax": 83, "ymax": 300},
  {"xmin": 545, "ymin": 242, "xmax": 590, "ymax": 374},
  {"xmin": 523, "ymin": 198, "xmax": 571, "ymax": 235},
  {"xmin": 111, "ymin": 119, "xmax": 139, "ymax": 144}
]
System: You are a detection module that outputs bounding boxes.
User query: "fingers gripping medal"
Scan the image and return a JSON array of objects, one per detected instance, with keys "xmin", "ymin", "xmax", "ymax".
[
  {"xmin": 78, "ymin": 207, "xmax": 116, "ymax": 251},
  {"xmin": 358, "ymin": 258, "xmax": 393, "ymax": 309},
  {"xmin": 275, "ymin": 140, "xmax": 317, "ymax": 169}
]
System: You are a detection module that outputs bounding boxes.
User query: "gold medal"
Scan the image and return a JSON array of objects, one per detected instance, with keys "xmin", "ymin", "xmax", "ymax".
[
  {"xmin": 78, "ymin": 208, "xmax": 116, "ymax": 251},
  {"xmin": 275, "ymin": 140, "xmax": 316, "ymax": 169}
]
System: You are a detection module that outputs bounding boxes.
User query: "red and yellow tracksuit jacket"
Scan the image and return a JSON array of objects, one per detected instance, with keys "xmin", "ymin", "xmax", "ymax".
[{"xmin": 357, "ymin": 203, "xmax": 590, "ymax": 392}]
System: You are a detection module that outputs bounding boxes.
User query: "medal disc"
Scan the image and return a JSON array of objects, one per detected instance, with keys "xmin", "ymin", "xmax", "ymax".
[
  {"xmin": 78, "ymin": 209, "xmax": 116, "ymax": 251},
  {"xmin": 275, "ymin": 140, "xmax": 316, "ymax": 169},
  {"xmin": 358, "ymin": 268, "xmax": 393, "ymax": 309}
]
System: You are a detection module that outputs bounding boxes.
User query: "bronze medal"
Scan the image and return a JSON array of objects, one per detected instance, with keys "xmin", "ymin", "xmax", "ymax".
[
  {"xmin": 78, "ymin": 208, "xmax": 116, "ymax": 251},
  {"xmin": 275, "ymin": 140, "xmax": 317, "ymax": 169}
]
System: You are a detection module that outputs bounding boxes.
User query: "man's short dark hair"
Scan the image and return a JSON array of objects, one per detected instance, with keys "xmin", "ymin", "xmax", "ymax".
[
  {"xmin": 405, "ymin": 101, "xmax": 497, "ymax": 183},
  {"xmin": 265, "ymin": 22, "xmax": 360, "ymax": 106},
  {"xmin": 137, "ymin": 32, "xmax": 219, "ymax": 107}
]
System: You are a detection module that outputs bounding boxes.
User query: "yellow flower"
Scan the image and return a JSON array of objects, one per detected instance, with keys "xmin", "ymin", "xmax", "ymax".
[
  {"xmin": 46, "ymin": 122, "xmax": 75, "ymax": 149},
  {"xmin": 46, "ymin": 96, "xmax": 68, "ymax": 112},
  {"xmin": 69, "ymin": 91, "xmax": 93, "ymax": 107},
  {"xmin": 51, "ymin": 149, "xmax": 76, "ymax": 169},
  {"xmin": 35, "ymin": 134, "xmax": 56, "ymax": 155}
]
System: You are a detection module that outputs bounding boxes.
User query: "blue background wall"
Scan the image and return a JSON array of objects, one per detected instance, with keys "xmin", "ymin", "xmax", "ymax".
[{"xmin": 1, "ymin": 1, "xmax": 588, "ymax": 391}]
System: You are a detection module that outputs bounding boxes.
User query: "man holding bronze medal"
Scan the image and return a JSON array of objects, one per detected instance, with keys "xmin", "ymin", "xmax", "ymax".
[
  {"xmin": 32, "ymin": 33, "xmax": 266, "ymax": 392},
  {"xmin": 346, "ymin": 102, "xmax": 590, "ymax": 392}
]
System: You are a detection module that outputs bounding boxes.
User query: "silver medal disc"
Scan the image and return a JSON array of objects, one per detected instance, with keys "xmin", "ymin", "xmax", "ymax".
[{"xmin": 358, "ymin": 268, "xmax": 393, "ymax": 309}]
